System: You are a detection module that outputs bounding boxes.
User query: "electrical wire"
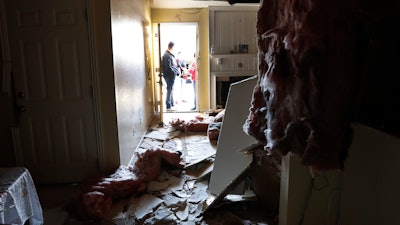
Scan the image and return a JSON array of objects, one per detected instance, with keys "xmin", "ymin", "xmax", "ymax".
[
  {"xmin": 326, "ymin": 171, "xmax": 344, "ymax": 225},
  {"xmin": 297, "ymin": 171, "xmax": 344, "ymax": 225},
  {"xmin": 298, "ymin": 177, "xmax": 315, "ymax": 225}
]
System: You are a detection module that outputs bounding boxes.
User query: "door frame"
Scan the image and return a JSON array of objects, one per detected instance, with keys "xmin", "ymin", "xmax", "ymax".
[
  {"xmin": 0, "ymin": 0, "xmax": 11, "ymax": 93},
  {"xmin": 152, "ymin": 23, "xmax": 164, "ymax": 123},
  {"xmin": 153, "ymin": 22, "xmax": 199, "ymax": 116}
]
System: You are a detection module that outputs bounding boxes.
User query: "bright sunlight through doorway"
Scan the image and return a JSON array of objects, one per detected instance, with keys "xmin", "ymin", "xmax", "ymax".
[{"xmin": 160, "ymin": 23, "xmax": 198, "ymax": 112}]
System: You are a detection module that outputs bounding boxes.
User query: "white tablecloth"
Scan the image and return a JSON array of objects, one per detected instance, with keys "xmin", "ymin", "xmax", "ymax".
[{"xmin": 0, "ymin": 167, "xmax": 43, "ymax": 225}]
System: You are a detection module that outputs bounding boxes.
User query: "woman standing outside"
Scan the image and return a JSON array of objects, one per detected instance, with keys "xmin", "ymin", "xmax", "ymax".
[{"xmin": 188, "ymin": 53, "xmax": 197, "ymax": 110}]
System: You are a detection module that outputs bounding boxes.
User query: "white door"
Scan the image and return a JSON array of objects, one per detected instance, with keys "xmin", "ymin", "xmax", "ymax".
[{"xmin": 4, "ymin": 0, "xmax": 99, "ymax": 183}]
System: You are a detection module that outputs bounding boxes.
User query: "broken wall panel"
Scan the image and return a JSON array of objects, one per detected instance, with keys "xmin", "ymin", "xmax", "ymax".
[{"xmin": 208, "ymin": 76, "xmax": 258, "ymax": 195}]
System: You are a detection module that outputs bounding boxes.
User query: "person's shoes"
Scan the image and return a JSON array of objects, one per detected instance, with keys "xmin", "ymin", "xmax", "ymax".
[{"xmin": 167, "ymin": 106, "xmax": 177, "ymax": 111}]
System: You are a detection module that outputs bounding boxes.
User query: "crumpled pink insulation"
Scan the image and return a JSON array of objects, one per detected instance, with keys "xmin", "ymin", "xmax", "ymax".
[
  {"xmin": 72, "ymin": 146, "xmax": 183, "ymax": 219},
  {"xmin": 243, "ymin": 0, "xmax": 363, "ymax": 176}
]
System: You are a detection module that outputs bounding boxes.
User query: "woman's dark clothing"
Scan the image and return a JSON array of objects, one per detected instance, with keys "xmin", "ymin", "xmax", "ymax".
[{"xmin": 161, "ymin": 50, "xmax": 180, "ymax": 109}]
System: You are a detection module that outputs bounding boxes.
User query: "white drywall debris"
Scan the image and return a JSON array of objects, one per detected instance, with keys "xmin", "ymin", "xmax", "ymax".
[{"xmin": 127, "ymin": 194, "xmax": 163, "ymax": 220}]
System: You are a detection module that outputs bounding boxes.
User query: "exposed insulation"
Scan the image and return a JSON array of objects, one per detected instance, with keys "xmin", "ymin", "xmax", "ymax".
[{"xmin": 244, "ymin": 0, "xmax": 363, "ymax": 176}]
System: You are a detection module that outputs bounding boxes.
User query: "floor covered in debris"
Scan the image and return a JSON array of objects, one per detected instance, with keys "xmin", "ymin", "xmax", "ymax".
[{"xmin": 37, "ymin": 112, "xmax": 278, "ymax": 225}]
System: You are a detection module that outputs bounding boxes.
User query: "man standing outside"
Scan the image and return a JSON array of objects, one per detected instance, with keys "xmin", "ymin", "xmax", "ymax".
[{"xmin": 161, "ymin": 41, "xmax": 180, "ymax": 110}]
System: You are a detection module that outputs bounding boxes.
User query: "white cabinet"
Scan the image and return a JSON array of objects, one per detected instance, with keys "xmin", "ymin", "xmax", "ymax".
[
  {"xmin": 210, "ymin": 53, "xmax": 257, "ymax": 76},
  {"xmin": 209, "ymin": 6, "xmax": 258, "ymax": 55},
  {"xmin": 209, "ymin": 6, "xmax": 259, "ymax": 108}
]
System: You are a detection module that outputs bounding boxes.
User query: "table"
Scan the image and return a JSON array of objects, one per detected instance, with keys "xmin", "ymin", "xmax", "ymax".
[{"xmin": 0, "ymin": 167, "xmax": 43, "ymax": 225}]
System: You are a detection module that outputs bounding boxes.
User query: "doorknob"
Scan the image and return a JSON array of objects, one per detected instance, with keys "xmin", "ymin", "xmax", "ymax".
[{"xmin": 17, "ymin": 92, "xmax": 25, "ymax": 98}]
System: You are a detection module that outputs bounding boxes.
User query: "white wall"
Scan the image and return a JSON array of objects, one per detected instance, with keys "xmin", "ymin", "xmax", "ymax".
[
  {"xmin": 340, "ymin": 123, "xmax": 400, "ymax": 224},
  {"xmin": 280, "ymin": 123, "xmax": 400, "ymax": 225},
  {"xmin": 279, "ymin": 154, "xmax": 343, "ymax": 225},
  {"xmin": 110, "ymin": 0, "xmax": 154, "ymax": 165}
]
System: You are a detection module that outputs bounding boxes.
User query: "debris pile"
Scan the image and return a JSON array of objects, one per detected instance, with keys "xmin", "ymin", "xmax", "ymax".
[{"xmin": 68, "ymin": 112, "xmax": 278, "ymax": 224}]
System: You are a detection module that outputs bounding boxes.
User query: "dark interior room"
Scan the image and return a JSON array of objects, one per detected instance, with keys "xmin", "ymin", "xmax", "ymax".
[{"xmin": 1, "ymin": 0, "xmax": 400, "ymax": 224}]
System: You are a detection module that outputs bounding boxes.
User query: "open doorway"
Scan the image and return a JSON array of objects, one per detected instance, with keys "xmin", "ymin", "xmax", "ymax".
[{"xmin": 159, "ymin": 22, "xmax": 198, "ymax": 113}]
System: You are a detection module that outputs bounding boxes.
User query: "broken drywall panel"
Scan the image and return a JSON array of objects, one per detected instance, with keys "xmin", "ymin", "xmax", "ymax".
[
  {"xmin": 185, "ymin": 134, "xmax": 212, "ymax": 143},
  {"xmin": 208, "ymin": 76, "xmax": 259, "ymax": 195},
  {"xmin": 145, "ymin": 128, "xmax": 180, "ymax": 141},
  {"xmin": 224, "ymin": 193, "xmax": 257, "ymax": 202},
  {"xmin": 127, "ymin": 194, "xmax": 164, "ymax": 220},
  {"xmin": 173, "ymin": 189, "xmax": 190, "ymax": 198},
  {"xmin": 162, "ymin": 193, "xmax": 186, "ymax": 207},
  {"xmin": 188, "ymin": 202, "xmax": 205, "ymax": 222},
  {"xmin": 188, "ymin": 181, "xmax": 209, "ymax": 204},
  {"xmin": 163, "ymin": 138, "xmax": 179, "ymax": 151},
  {"xmin": 140, "ymin": 138, "xmax": 164, "ymax": 149},
  {"xmin": 175, "ymin": 134, "xmax": 215, "ymax": 166},
  {"xmin": 184, "ymin": 142, "xmax": 216, "ymax": 168},
  {"xmin": 175, "ymin": 202, "xmax": 189, "ymax": 220},
  {"xmin": 186, "ymin": 180, "xmax": 195, "ymax": 189},
  {"xmin": 147, "ymin": 170, "xmax": 186, "ymax": 196},
  {"xmin": 185, "ymin": 162, "xmax": 214, "ymax": 180},
  {"xmin": 157, "ymin": 171, "xmax": 185, "ymax": 194},
  {"xmin": 143, "ymin": 208, "xmax": 177, "ymax": 224},
  {"xmin": 147, "ymin": 180, "xmax": 170, "ymax": 192},
  {"xmin": 180, "ymin": 221, "xmax": 197, "ymax": 225},
  {"xmin": 174, "ymin": 138, "xmax": 183, "ymax": 151},
  {"xmin": 153, "ymin": 207, "xmax": 174, "ymax": 220},
  {"xmin": 204, "ymin": 164, "xmax": 252, "ymax": 214}
]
